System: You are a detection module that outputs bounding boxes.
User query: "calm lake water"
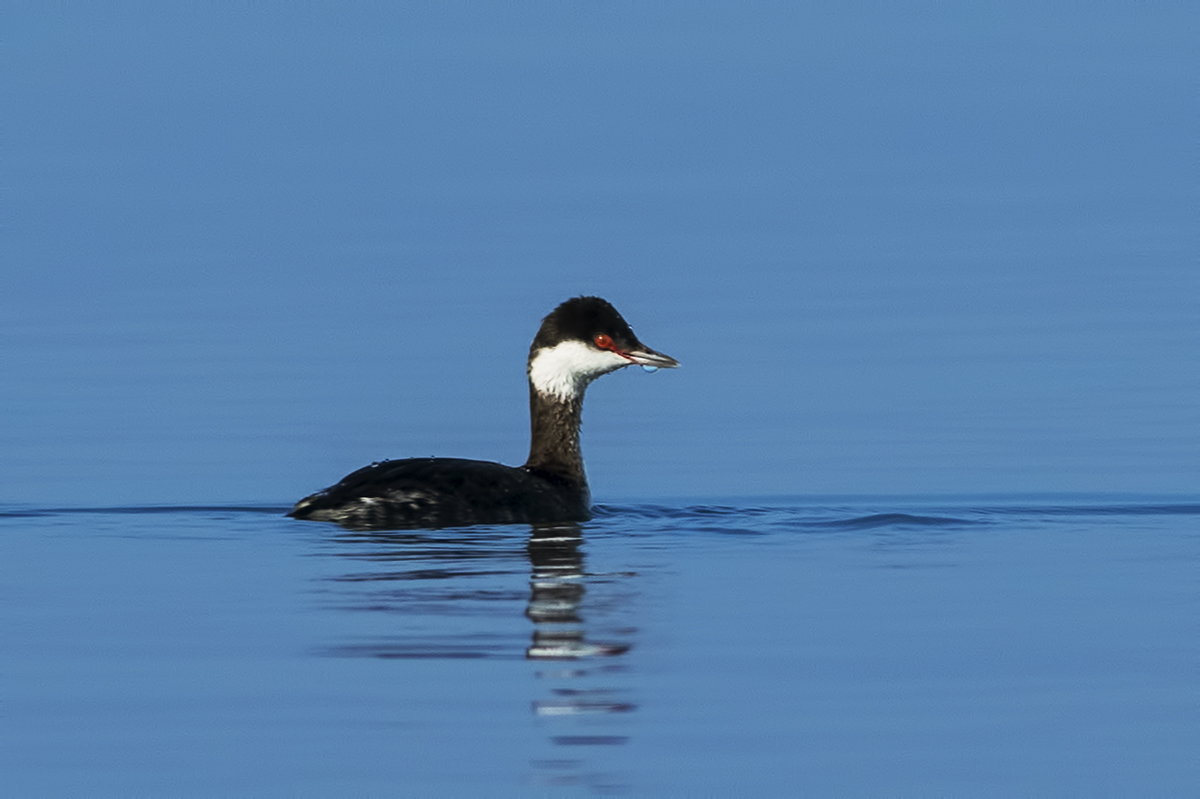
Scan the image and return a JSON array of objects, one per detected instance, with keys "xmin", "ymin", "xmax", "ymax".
[
  {"xmin": 2, "ymin": 498, "xmax": 1196, "ymax": 795},
  {"xmin": 5, "ymin": 5, "xmax": 1197, "ymax": 796}
]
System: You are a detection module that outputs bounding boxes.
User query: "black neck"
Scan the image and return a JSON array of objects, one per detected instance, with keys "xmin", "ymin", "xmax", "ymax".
[{"xmin": 524, "ymin": 384, "xmax": 586, "ymax": 485}]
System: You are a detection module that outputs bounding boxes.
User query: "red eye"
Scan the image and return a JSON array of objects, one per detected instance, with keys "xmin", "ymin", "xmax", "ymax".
[{"xmin": 594, "ymin": 334, "xmax": 613, "ymax": 350}]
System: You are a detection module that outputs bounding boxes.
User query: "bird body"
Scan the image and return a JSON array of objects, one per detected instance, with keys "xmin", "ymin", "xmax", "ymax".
[{"xmin": 288, "ymin": 297, "xmax": 677, "ymax": 529}]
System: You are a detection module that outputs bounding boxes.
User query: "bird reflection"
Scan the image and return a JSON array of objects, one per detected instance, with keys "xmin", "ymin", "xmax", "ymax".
[
  {"xmin": 319, "ymin": 523, "xmax": 638, "ymax": 748},
  {"xmin": 314, "ymin": 521, "xmax": 636, "ymax": 790},
  {"xmin": 526, "ymin": 523, "xmax": 630, "ymax": 660},
  {"xmin": 524, "ymin": 524, "xmax": 636, "ymax": 792},
  {"xmin": 316, "ymin": 523, "xmax": 632, "ymax": 661}
]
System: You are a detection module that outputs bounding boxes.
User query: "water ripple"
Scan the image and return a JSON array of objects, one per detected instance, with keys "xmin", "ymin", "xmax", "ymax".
[{"xmin": 2, "ymin": 499, "xmax": 1196, "ymax": 532}]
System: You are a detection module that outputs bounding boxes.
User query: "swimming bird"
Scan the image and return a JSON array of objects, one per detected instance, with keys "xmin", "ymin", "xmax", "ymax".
[{"xmin": 288, "ymin": 296, "xmax": 679, "ymax": 528}]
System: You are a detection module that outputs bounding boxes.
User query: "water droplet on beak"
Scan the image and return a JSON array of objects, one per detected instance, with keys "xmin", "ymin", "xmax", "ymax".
[{"xmin": 641, "ymin": 365, "xmax": 659, "ymax": 374}]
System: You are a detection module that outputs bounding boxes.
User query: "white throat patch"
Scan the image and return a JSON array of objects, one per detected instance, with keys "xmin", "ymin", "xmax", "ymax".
[{"xmin": 528, "ymin": 340, "xmax": 630, "ymax": 401}]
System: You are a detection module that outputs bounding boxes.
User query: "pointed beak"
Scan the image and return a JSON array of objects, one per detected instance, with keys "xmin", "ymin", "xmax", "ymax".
[{"xmin": 624, "ymin": 346, "xmax": 680, "ymax": 369}]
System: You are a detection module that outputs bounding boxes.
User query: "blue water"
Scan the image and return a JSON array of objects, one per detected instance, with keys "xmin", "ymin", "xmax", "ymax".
[
  {"xmin": 5, "ymin": 5, "xmax": 1196, "ymax": 505},
  {"xmin": 2, "ymin": 499, "xmax": 1196, "ymax": 795},
  {"xmin": 4, "ymin": 5, "xmax": 1198, "ymax": 795}
]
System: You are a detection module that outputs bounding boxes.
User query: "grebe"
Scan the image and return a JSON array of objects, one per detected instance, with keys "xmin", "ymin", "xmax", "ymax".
[{"xmin": 288, "ymin": 296, "xmax": 678, "ymax": 528}]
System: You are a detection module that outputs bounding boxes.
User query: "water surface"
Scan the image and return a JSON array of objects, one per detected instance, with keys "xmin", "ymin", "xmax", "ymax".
[
  {"xmin": 3, "ymin": 498, "xmax": 1195, "ymax": 795},
  {"xmin": 5, "ymin": 5, "xmax": 1197, "ymax": 505}
]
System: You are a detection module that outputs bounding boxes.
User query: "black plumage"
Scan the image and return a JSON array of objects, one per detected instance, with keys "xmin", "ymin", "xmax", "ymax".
[{"xmin": 288, "ymin": 297, "xmax": 677, "ymax": 529}]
